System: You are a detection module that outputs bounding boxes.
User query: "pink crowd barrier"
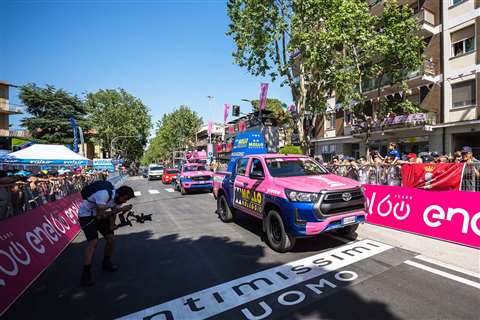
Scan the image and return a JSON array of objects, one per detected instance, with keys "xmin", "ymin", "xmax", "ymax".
[
  {"xmin": 364, "ymin": 185, "xmax": 480, "ymax": 249},
  {"xmin": 0, "ymin": 193, "xmax": 82, "ymax": 316}
]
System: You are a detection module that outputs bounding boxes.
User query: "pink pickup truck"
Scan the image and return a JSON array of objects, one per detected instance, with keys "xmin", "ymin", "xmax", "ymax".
[
  {"xmin": 213, "ymin": 154, "xmax": 367, "ymax": 252},
  {"xmin": 174, "ymin": 163, "xmax": 214, "ymax": 195}
]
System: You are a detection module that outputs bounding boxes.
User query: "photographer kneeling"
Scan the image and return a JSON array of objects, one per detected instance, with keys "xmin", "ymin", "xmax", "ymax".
[{"xmin": 78, "ymin": 183, "xmax": 135, "ymax": 286}]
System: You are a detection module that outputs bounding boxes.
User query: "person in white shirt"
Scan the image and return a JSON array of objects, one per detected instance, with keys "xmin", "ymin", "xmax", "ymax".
[{"xmin": 78, "ymin": 185, "xmax": 135, "ymax": 286}]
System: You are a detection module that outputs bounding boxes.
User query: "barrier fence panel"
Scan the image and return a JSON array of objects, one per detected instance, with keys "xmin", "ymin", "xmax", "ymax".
[{"xmin": 327, "ymin": 163, "xmax": 480, "ymax": 192}]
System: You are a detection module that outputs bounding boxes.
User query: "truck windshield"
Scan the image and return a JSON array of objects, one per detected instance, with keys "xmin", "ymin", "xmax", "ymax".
[
  {"xmin": 184, "ymin": 165, "xmax": 208, "ymax": 172},
  {"xmin": 150, "ymin": 166, "xmax": 163, "ymax": 171},
  {"xmin": 266, "ymin": 158, "xmax": 329, "ymax": 177},
  {"xmin": 166, "ymin": 169, "xmax": 178, "ymax": 174}
]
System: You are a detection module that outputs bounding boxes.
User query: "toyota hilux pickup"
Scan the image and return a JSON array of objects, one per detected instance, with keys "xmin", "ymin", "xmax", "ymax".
[
  {"xmin": 174, "ymin": 163, "xmax": 213, "ymax": 195},
  {"xmin": 213, "ymin": 154, "xmax": 366, "ymax": 252}
]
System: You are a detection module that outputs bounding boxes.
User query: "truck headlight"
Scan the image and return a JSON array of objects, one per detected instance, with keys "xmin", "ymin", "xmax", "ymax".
[{"xmin": 285, "ymin": 189, "xmax": 320, "ymax": 203}]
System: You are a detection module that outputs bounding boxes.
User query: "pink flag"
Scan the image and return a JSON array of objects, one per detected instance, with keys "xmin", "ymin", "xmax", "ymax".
[
  {"xmin": 259, "ymin": 83, "xmax": 269, "ymax": 110},
  {"xmin": 208, "ymin": 121, "xmax": 213, "ymax": 136},
  {"xmin": 224, "ymin": 104, "xmax": 230, "ymax": 123}
]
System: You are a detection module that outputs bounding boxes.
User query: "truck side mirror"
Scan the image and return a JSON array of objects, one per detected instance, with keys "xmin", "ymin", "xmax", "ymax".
[{"xmin": 249, "ymin": 171, "xmax": 264, "ymax": 180}]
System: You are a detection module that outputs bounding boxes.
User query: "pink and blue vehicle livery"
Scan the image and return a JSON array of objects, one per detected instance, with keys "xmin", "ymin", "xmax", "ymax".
[
  {"xmin": 213, "ymin": 132, "xmax": 367, "ymax": 252},
  {"xmin": 175, "ymin": 163, "xmax": 213, "ymax": 195}
]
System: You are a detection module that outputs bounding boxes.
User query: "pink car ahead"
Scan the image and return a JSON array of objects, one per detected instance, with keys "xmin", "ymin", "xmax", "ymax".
[
  {"xmin": 213, "ymin": 154, "xmax": 366, "ymax": 252},
  {"xmin": 175, "ymin": 163, "xmax": 213, "ymax": 195}
]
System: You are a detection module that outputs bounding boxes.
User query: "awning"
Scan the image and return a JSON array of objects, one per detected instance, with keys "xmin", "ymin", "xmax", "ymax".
[
  {"xmin": 0, "ymin": 144, "xmax": 91, "ymax": 166},
  {"xmin": 311, "ymin": 135, "xmax": 362, "ymax": 144},
  {"xmin": 427, "ymin": 119, "xmax": 480, "ymax": 129}
]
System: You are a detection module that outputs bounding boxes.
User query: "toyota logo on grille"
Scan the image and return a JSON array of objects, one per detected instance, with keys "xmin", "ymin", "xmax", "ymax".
[{"xmin": 342, "ymin": 192, "xmax": 352, "ymax": 201}]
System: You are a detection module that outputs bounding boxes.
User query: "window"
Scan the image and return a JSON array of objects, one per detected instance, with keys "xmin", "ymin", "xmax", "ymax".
[
  {"xmin": 452, "ymin": 80, "xmax": 476, "ymax": 108},
  {"xmin": 451, "ymin": 0, "xmax": 467, "ymax": 6},
  {"xmin": 451, "ymin": 25, "xmax": 476, "ymax": 57},
  {"xmin": 249, "ymin": 158, "xmax": 265, "ymax": 177},
  {"xmin": 236, "ymin": 158, "xmax": 249, "ymax": 176},
  {"xmin": 326, "ymin": 113, "xmax": 336, "ymax": 130}
]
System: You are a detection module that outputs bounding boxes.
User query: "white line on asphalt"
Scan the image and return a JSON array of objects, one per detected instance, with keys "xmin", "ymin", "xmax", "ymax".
[
  {"xmin": 165, "ymin": 188, "xmax": 175, "ymax": 193},
  {"xmin": 134, "ymin": 191, "xmax": 142, "ymax": 196},
  {"xmin": 404, "ymin": 260, "xmax": 480, "ymax": 289},
  {"xmin": 117, "ymin": 239, "xmax": 393, "ymax": 320},
  {"xmin": 414, "ymin": 255, "xmax": 480, "ymax": 279},
  {"xmin": 148, "ymin": 189, "xmax": 160, "ymax": 194}
]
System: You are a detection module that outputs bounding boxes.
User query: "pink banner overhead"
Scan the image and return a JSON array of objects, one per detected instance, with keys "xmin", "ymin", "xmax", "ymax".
[
  {"xmin": 363, "ymin": 185, "xmax": 480, "ymax": 249},
  {"xmin": 0, "ymin": 193, "xmax": 83, "ymax": 316},
  {"xmin": 259, "ymin": 83, "xmax": 269, "ymax": 110},
  {"xmin": 224, "ymin": 104, "xmax": 230, "ymax": 123},
  {"xmin": 207, "ymin": 121, "xmax": 213, "ymax": 136}
]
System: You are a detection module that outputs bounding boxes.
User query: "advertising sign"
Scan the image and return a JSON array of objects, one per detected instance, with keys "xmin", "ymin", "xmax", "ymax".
[
  {"xmin": 93, "ymin": 158, "xmax": 115, "ymax": 172},
  {"xmin": 364, "ymin": 185, "xmax": 480, "ymax": 248},
  {"xmin": 0, "ymin": 194, "xmax": 83, "ymax": 316}
]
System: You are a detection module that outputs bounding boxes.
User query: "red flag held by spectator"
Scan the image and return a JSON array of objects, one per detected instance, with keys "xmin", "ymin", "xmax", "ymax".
[{"xmin": 401, "ymin": 163, "xmax": 465, "ymax": 190}]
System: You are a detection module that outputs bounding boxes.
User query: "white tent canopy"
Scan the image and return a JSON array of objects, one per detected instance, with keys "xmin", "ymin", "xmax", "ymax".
[{"xmin": 0, "ymin": 144, "xmax": 90, "ymax": 166}]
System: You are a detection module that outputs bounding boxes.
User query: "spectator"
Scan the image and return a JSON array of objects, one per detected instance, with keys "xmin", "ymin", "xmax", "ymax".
[
  {"xmin": 407, "ymin": 153, "xmax": 417, "ymax": 163},
  {"xmin": 431, "ymin": 151, "xmax": 440, "ymax": 163},
  {"xmin": 387, "ymin": 142, "xmax": 400, "ymax": 160}
]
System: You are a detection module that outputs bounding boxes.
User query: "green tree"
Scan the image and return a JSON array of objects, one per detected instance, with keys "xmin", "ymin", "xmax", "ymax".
[
  {"xmin": 250, "ymin": 98, "xmax": 291, "ymax": 126},
  {"xmin": 20, "ymin": 83, "xmax": 90, "ymax": 145},
  {"xmin": 85, "ymin": 89, "xmax": 152, "ymax": 163},
  {"xmin": 227, "ymin": 0, "xmax": 424, "ymax": 151},
  {"xmin": 142, "ymin": 106, "xmax": 202, "ymax": 164}
]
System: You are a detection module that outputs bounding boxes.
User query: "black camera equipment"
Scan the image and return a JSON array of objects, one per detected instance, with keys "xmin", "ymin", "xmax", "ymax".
[{"xmin": 116, "ymin": 211, "xmax": 152, "ymax": 228}]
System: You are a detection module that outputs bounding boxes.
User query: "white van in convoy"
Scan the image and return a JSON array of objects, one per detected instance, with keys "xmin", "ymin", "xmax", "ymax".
[{"xmin": 147, "ymin": 164, "xmax": 164, "ymax": 180}]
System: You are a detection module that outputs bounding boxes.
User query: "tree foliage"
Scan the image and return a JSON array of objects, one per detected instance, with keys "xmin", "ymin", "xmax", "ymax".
[
  {"xmin": 85, "ymin": 89, "xmax": 151, "ymax": 163},
  {"xmin": 227, "ymin": 0, "xmax": 424, "ymax": 149},
  {"xmin": 142, "ymin": 106, "xmax": 202, "ymax": 164},
  {"xmin": 251, "ymin": 98, "xmax": 291, "ymax": 126},
  {"xmin": 20, "ymin": 83, "xmax": 89, "ymax": 145}
]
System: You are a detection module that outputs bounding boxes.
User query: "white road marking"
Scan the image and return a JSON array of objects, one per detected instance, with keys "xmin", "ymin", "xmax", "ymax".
[
  {"xmin": 134, "ymin": 191, "xmax": 142, "ymax": 196},
  {"xmin": 117, "ymin": 239, "xmax": 392, "ymax": 320},
  {"xmin": 165, "ymin": 188, "xmax": 175, "ymax": 193},
  {"xmin": 414, "ymin": 255, "xmax": 480, "ymax": 279},
  {"xmin": 148, "ymin": 189, "xmax": 160, "ymax": 194},
  {"xmin": 404, "ymin": 260, "xmax": 480, "ymax": 289}
]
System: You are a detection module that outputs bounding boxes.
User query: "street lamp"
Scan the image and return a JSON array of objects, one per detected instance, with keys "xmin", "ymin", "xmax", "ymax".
[{"xmin": 110, "ymin": 135, "xmax": 141, "ymax": 159}]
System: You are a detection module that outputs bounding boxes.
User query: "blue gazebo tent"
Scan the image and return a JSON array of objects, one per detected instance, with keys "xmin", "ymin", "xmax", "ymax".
[{"xmin": 0, "ymin": 144, "xmax": 90, "ymax": 167}]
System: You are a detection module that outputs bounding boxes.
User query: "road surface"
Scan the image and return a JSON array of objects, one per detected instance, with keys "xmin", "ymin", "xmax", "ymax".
[{"xmin": 3, "ymin": 177, "xmax": 480, "ymax": 320}]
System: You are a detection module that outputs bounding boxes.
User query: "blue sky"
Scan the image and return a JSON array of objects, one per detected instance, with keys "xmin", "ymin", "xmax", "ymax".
[{"xmin": 2, "ymin": 0, "xmax": 293, "ymax": 132}]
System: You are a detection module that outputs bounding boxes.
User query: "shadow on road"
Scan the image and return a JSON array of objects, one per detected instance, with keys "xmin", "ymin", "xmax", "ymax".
[{"xmin": 3, "ymin": 229, "xmax": 400, "ymax": 320}]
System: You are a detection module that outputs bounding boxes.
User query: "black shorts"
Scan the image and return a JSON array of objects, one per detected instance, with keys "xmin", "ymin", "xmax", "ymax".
[{"xmin": 79, "ymin": 216, "xmax": 113, "ymax": 241}]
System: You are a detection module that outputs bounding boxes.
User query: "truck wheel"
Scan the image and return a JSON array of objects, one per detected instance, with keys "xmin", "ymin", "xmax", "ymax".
[
  {"xmin": 335, "ymin": 224, "xmax": 359, "ymax": 239},
  {"xmin": 181, "ymin": 185, "xmax": 187, "ymax": 195},
  {"xmin": 217, "ymin": 195, "xmax": 234, "ymax": 222},
  {"xmin": 265, "ymin": 210, "xmax": 296, "ymax": 253}
]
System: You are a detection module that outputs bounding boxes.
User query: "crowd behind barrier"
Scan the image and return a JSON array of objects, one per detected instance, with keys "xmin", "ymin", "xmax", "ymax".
[{"xmin": 0, "ymin": 171, "xmax": 108, "ymax": 221}]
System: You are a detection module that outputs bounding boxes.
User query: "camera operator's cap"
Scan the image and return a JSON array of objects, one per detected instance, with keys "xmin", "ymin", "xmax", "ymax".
[{"xmin": 461, "ymin": 146, "xmax": 472, "ymax": 154}]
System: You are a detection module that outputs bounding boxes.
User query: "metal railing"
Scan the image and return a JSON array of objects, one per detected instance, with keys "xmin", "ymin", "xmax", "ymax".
[
  {"xmin": 0, "ymin": 172, "xmax": 106, "ymax": 221},
  {"xmin": 327, "ymin": 163, "xmax": 480, "ymax": 192}
]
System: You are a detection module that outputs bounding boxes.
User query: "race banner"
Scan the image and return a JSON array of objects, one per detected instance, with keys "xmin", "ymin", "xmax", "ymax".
[
  {"xmin": 258, "ymin": 83, "xmax": 269, "ymax": 110},
  {"xmin": 69, "ymin": 117, "xmax": 79, "ymax": 153},
  {"xmin": 207, "ymin": 121, "xmax": 213, "ymax": 137},
  {"xmin": 0, "ymin": 194, "xmax": 83, "ymax": 316},
  {"xmin": 224, "ymin": 104, "xmax": 230, "ymax": 123},
  {"xmin": 401, "ymin": 163, "xmax": 464, "ymax": 190},
  {"xmin": 364, "ymin": 185, "xmax": 480, "ymax": 248}
]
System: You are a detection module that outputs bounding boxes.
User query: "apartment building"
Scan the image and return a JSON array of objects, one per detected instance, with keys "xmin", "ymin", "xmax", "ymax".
[
  {"xmin": 313, "ymin": 0, "xmax": 479, "ymax": 161},
  {"xmin": 429, "ymin": 0, "xmax": 480, "ymax": 156},
  {"xmin": 0, "ymin": 81, "xmax": 30, "ymax": 153}
]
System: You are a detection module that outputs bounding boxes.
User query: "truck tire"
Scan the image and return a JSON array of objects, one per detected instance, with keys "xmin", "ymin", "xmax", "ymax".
[
  {"xmin": 265, "ymin": 210, "xmax": 296, "ymax": 253},
  {"xmin": 217, "ymin": 195, "xmax": 234, "ymax": 222},
  {"xmin": 181, "ymin": 185, "xmax": 187, "ymax": 195},
  {"xmin": 335, "ymin": 224, "xmax": 359, "ymax": 239}
]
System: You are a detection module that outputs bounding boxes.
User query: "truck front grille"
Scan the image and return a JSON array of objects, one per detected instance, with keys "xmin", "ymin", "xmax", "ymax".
[{"xmin": 317, "ymin": 188, "xmax": 365, "ymax": 216}]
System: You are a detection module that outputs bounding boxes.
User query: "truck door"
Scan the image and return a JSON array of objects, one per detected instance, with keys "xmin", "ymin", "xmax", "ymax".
[{"xmin": 233, "ymin": 157, "xmax": 266, "ymax": 218}]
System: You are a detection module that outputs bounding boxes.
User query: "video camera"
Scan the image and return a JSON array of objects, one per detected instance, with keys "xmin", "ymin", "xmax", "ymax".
[{"xmin": 116, "ymin": 211, "xmax": 152, "ymax": 228}]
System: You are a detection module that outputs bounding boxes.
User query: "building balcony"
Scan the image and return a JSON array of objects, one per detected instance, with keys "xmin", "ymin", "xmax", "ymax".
[
  {"xmin": 0, "ymin": 129, "xmax": 30, "ymax": 138},
  {"xmin": 346, "ymin": 112, "xmax": 436, "ymax": 135},
  {"xmin": 0, "ymin": 102, "xmax": 23, "ymax": 115},
  {"xmin": 414, "ymin": 8, "xmax": 439, "ymax": 36},
  {"xmin": 360, "ymin": 60, "xmax": 437, "ymax": 93}
]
